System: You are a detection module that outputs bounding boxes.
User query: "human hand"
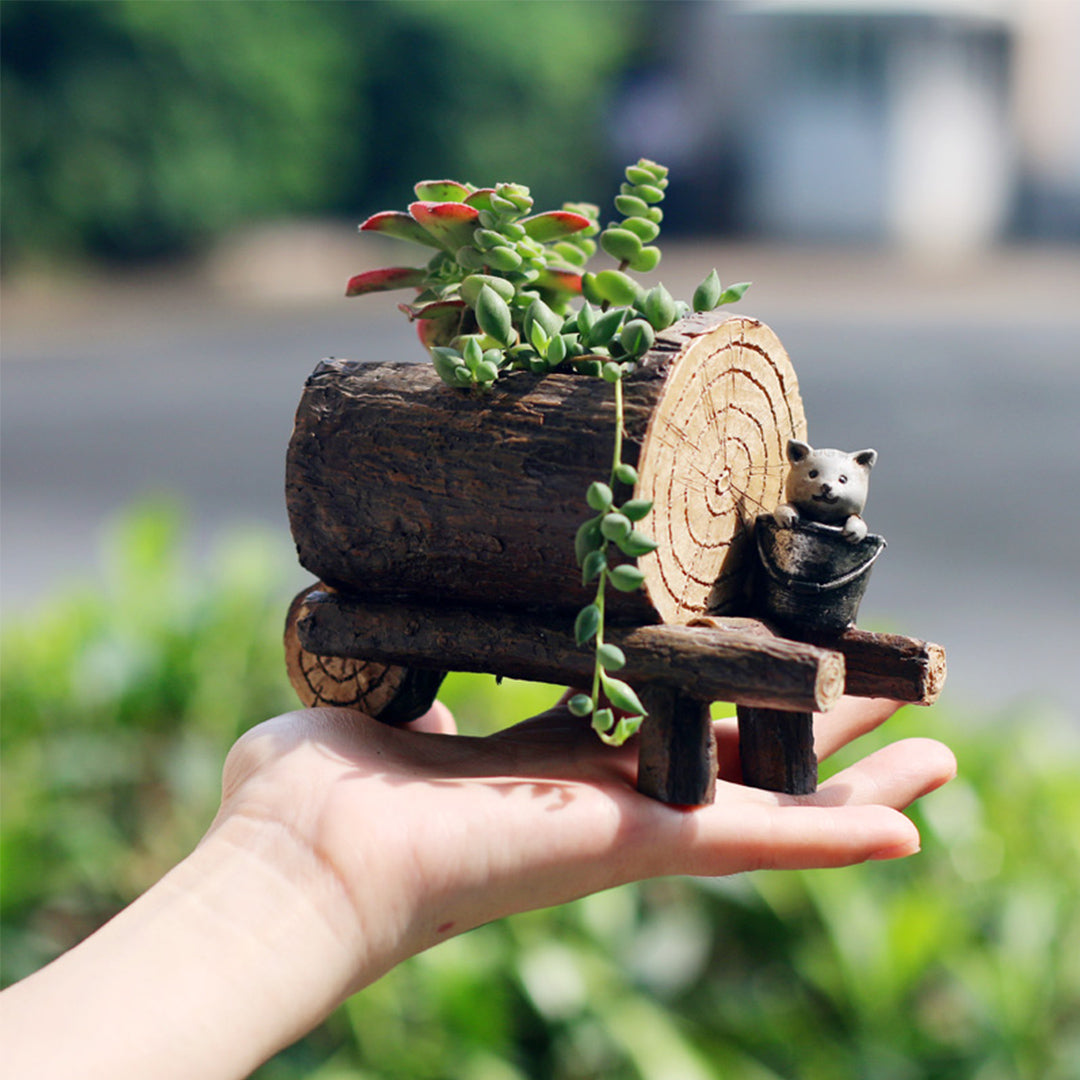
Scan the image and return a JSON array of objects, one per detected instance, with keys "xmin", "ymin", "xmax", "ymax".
[
  {"xmin": 1, "ymin": 695, "xmax": 954, "ymax": 1080},
  {"xmin": 211, "ymin": 696, "xmax": 955, "ymax": 998}
]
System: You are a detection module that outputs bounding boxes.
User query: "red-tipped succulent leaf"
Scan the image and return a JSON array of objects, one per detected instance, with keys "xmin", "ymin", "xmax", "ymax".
[
  {"xmin": 359, "ymin": 211, "xmax": 442, "ymax": 248},
  {"xmin": 398, "ymin": 298, "xmax": 469, "ymax": 351},
  {"xmin": 520, "ymin": 211, "xmax": 593, "ymax": 243},
  {"xmin": 463, "ymin": 188, "xmax": 497, "ymax": 211},
  {"xmin": 345, "ymin": 266, "xmax": 428, "ymax": 297},
  {"xmin": 534, "ymin": 268, "xmax": 583, "ymax": 296},
  {"xmin": 408, "ymin": 201, "xmax": 481, "ymax": 253}
]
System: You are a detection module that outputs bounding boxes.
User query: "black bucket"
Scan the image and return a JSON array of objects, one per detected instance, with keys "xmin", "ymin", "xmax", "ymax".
[{"xmin": 753, "ymin": 515, "xmax": 885, "ymax": 633}]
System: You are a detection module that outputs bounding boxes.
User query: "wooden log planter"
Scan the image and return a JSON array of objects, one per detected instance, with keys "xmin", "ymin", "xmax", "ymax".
[{"xmin": 283, "ymin": 312, "xmax": 946, "ymax": 804}]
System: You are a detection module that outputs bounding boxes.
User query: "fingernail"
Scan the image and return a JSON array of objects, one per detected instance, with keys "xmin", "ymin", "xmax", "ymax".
[{"xmin": 869, "ymin": 840, "xmax": 921, "ymax": 861}]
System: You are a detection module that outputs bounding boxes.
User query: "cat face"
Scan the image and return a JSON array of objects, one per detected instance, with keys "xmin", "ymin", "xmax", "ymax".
[{"xmin": 784, "ymin": 440, "xmax": 877, "ymax": 525}]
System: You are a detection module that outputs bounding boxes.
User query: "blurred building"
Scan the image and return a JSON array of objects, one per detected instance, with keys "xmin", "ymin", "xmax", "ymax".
[{"xmin": 611, "ymin": 1, "xmax": 1080, "ymax": 252}]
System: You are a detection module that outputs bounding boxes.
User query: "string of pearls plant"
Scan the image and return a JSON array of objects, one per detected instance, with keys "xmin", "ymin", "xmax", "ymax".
[{"xmin": 347, "ymin": 159, "xmax": 749, "ymax": 744}]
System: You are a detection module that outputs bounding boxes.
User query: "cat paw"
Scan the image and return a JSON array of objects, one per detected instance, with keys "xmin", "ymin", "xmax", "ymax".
[
  {"xmin": 774, "ymin": 504, "xmax": 799, "ymax": 529},
  {"xmin": 842, "ymin": 516, "xmax": 868, "ymax": 543}
]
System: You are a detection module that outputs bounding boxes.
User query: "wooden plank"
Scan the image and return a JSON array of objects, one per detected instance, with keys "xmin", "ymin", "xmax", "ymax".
[
  {"xmin": 293, "ymin": 589, "xmax": 845, "ymax": 713},
  {"xmin": 689, "ymin": 616, "xmax": 946, "ymax": 705}
]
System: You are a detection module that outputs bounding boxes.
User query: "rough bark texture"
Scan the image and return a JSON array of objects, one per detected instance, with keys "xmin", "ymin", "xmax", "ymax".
[
  {"xmin": 736, "ymin": 706, "xmax": 818, "ymax": 795},
  {"xmin": 286, "ymin": 312, "xmax": 805, "ymax": 625},
  {"xmin": 637, "ymin": 686, "xmax": 717, "ymax": 805},
  {"xmin": 688, "ymin": 615, "xmax": 946, "ymax": 705},
  {"xmin": 290, "ymin": 587, "xmax": 846, "ymax": 713}
]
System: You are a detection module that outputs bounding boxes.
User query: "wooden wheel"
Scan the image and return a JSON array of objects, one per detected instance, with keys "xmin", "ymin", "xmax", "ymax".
[{"xmin": 284, "ymin": 584, "xmax": 445, "ymax": 723}]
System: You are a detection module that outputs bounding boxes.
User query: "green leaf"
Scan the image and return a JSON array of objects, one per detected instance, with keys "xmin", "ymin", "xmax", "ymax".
[
  {"xmin": 529, "ymin": 321, "xmax": 550, "ymax": 353},
  {"xmin": 602, "ymin": 714, "xmax": 644, "ymax": 745},
  {"xmin": 575, "ymin": 518, "xmax": 603, "ymax": 564},
  {"xmin": 431, "ymin": 347, "xmax": 464, "ymax": 386},
  {"xmin": 693, "ymin": 269, "xmax": 722, "ymax": 312},
  {"xmin": 553, "ymin": 241, "xmax": 588, "ymax": 267},
  {"xmin": 614, "ymin": 462, "xmax": 639, "ymax": 485},
  {"xmin": 600, "ymin": 672, "xmax": 646, "ymax": 715},
  {"xmin": 643, "ymin": 284, "xmax": 677, "ymax": 330},
  {"xmin": 574, "ymin": 604, "xmax": 601, "ymax": 645},
  {"xmin": 616, "ymin": 530, "xmax": 658, "ymax": 557},
  {"xmin": 621, "ymin": 498, "xmax": 653, "ymax": 522},
  {"xmin": 546, "ymin": 334, "xmax": 567, "ymax": 366},
  {"xmin": 600, "ymin": 227, "xmax": 643, "ymax": 263},
  {"xmin": 475, "ymin": 360, "xmax": 499, "ymax": 384},
  {"xmin": 592, "ymin": 269, "xmax": 641, "ymax": 307},
  {"xmin": 615, "ymin": 193, "xmax": 651, "ymax": 218},
  {"xmin": 621, "ymin": 216, "xmax": 660, "ymax": 243},
  {"xmin": 628, "ymin": 246, "xmax": 661, "ymax": 273},
  {"xmin": 586, "ymin": 306, "xmax": 628, "ymax": 349},
  {"xmin": 625, "ymin": 165, "xmax": 657, "ymax": 185},
  {"xmin": 592, "ymin": 708, "xmax": 615, "ymax": 735},
  {"xmin": 586, "ymin": 482, "xmax": 613, "ymax": 512},
  {"xmin": 629, "ymin": 182, "xmax": 664, "ymax": 203},
  {"xmin": 601, "ymin": 361, "xmax": 623, "ymax": 384},
  {"xmin": 460, "ymin": 274, "xmax": 515, "ymax": 306},
  {"xmin": 597, "ymin": 642, "xmax": 627, "ymax": 671},
  {"xmin": 525, "ymin": 298, "xmax": 563, "ymax": 340},
  {"xmin": 462, "ymin": 336, "xmax": 483, "ymax": 370},
  {"xmin": 718, "ymin": 281, "xmax": 752, "ymax": 305},
  {"xmin": 620, "ymin": 318, "xmax": 656, "ymax": 358},
  {"xmin": 455, "ymin": 245, "xmax": 490, "ymax": 271},
  {"xmin": 608, "ymin": 564, "xmax": 646, "ymax": 592},
  {"xmin": 567, "ymin": 694, "xmax": 594, "ymax": 717},
  {"xmin": 475, "ymin": 285, "xmax": 514, "ymax": 348},
  {"xmin": 484, "ymin": 245, "xmax": 523, "ymax": 272},
  {"xmin": 600, "ymin": 512, "xmax": 632, "ymax": 543},
  {"xmin": 414, "ymin": 180, "xmax": 472, "ymax": 202},
  {"xmin": 581, "ymin": 549, "xmax": 607, "ymax": 584}
]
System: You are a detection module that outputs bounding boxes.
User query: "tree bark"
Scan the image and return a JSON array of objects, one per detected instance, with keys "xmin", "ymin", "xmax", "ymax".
[
  {"xmin": 286, "ymin": 312, "xmax": 806, "ymax": 625},
  {"xmin": 289, "ymin": 587, "xmax": 846, "ymax": 713},
  {"xmin": 736, "ymin": 706, "xmax": 818, "ymax": 795}
]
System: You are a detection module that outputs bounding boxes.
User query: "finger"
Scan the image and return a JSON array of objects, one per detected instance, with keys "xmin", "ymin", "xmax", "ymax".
[
  {"xmin": 405, "ymin": 701, "xmax": 458, "ymax": 736},
  {"xmin": 814, "ymin": 737, "xmax": 957, "ymax": 809},
  {"xmin": 814, "ymin": 697, "xmax": 905, "ymax": 760},
  {"xmin": 644, "ymin": 797, "xmax": 923, "ymax": 879}
]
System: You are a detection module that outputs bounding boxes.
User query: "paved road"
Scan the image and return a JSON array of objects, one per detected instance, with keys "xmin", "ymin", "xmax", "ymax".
[{"xmin": 4, "ymin": 242, "xmax": 1078, "ymax": 715}]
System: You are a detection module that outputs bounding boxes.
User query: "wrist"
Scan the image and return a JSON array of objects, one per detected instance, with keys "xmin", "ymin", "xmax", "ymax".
[{"xmin": 1, "ymin": 813, "xmax": 383, "ymax": 1080}]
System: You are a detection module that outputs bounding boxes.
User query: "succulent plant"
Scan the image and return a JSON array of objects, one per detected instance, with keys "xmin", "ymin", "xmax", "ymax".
[{"xmin": 347, "ymin": 160, "xmax": 749, "ymax": 743}]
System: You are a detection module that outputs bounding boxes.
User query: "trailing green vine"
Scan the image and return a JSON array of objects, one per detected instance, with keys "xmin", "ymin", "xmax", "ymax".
[{"xmin": 346, "ymin": 159, "xmax": 749, "ymax": 744}]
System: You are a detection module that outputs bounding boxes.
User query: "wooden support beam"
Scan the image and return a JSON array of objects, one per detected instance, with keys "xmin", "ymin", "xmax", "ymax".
[
  {"xmin": 637, "ymin": 686, "xmax": 717, "ymax": 806},
  {"xmin": 293, "ymin": 589, "xmax": 845, "ymax": 714},
  {"xmin": 688, "ymin": 616, "xmax": 946, "ymax": 706},
  {"xmin": 736, "ymin": 706, "xmax": 817, "ymax": 795}
]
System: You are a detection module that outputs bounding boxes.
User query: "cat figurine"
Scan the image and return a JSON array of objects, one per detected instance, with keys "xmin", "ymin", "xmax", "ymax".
[{"xmin": 774, "ymin": 439, "xmax": 877, "ymax": 543}]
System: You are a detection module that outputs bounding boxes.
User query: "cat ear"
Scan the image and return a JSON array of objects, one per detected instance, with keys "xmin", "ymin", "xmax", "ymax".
[
  {"xmin": 854, "ymin": 449, "xmax": 878, "ymax": 469},
  {"xmin": 787, "ymin": 439, "xmax": 811, "ymax": 463}
]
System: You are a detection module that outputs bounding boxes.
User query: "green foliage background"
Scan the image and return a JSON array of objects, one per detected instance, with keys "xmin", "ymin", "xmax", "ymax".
[
  {"xmin": 3, "ymin": 506, "xmax": 1079, "ymax": 1079},
  {"xmin": 1, "ymin": 0, "xmax": 642, "ymax": 266}
]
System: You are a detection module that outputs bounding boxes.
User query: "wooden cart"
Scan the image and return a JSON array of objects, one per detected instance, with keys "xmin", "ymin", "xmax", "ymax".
[{"xmin": 283, "ymin": 312, "xmax": 945, "ymax": 805}]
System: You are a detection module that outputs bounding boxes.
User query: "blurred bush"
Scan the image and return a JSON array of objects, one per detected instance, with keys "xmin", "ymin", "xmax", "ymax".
[
  {"xmin": 3, "ymin": 505, "xmax": 1078, "ymax": 1079},
  {"xmin": 0, "ymin": 0, "xmax": 642, "ymax": 268}
]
